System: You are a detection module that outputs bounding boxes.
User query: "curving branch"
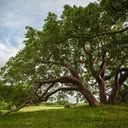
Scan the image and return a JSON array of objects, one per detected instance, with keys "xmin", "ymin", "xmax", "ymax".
[
  {"xmin": 41, "ymin": 87, "xmax": 79, "ymax": 101},
  {"xmin": 31, "ymin": 83, "xmax": 42, "ymax": 98},
  {"xmin": 72, "ymin": 26, "xmax": 128, "ymax": 40},
  {"xmin": 41, "ymin": 83, "xmax": 55, "ymax": 98},
  {"xmin": 41, "ymin": 61, "xmax": 80, "ymax": 79},
  {"xmin": 95, "ymin": 51, "xmax": 107, "ymax": 103},
  {"xmin": 36, "ymin": 75, "xmax": 99, "ymax": 106},
  {"xmin": 118, "ymin": 68, "xmax": 128, "ymax": 86},
  {"xmin": 36, "ymin": 76, "xmax": 81, "ymax": 87},
  {"xmin": 114, "ymin": 68, "xmax": 128, "ymax": 88}
]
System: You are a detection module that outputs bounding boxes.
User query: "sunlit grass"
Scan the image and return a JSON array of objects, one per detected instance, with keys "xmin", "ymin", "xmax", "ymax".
[{"xmin": 19, "ymin": 105, "xmax": 64, "ymax": 112}]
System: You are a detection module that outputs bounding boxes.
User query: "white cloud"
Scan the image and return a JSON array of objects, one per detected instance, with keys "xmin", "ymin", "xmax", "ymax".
[
  {"xmin": 0, "ymin": 0, "xmax": 96, "ymax": 29},
  {"xmin": 1, "ymin": 12, "xmax": 28, "ymax": 29},
  {"xmin": 0, "ymin": 41, "xmax": 24, "ymax": 66},
  {"xmin": 0, "ymin": 0, "xmax": 95, "ymax": 67},
  {"xmin": 57, "ymin": 0, "xmax": 96, "ymax": 6}
]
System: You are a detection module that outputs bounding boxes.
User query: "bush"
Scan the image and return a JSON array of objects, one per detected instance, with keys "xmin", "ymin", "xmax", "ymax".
[{"xmin": 0, "ymin": 100, "xmax": 9, "ymax": 110}]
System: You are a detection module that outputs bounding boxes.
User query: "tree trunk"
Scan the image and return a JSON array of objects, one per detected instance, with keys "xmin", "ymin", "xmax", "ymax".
[
  {"xmin": 80, "ymin": 86, "xmax": 99, "ymax": 106},
  {"xmin": 96, "ymin": 77, "xmax": 107, "ymax": 103},
  {"xmin": 108, "ymin": 84, "xmax": 119, "ymax": 103},
  {"xmin": 108, "ymin": 68, "xmax": 128, "ymax": 103}
]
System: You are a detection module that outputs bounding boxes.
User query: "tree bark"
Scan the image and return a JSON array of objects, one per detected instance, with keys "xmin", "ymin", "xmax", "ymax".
[
  {"xmin": 80, "ymin": 86, "xmax": 99, "ymax": 106},
  {"xmin": 96, "ymin": 76, "xmax": 107, "ymax": 103},
  {"xmin": 95, "ymin": 51, "xmax": 107, "ymax": 103},
  {"xmin": 108, "ymin": 68, "xmax": 128, "ymax": 103}
]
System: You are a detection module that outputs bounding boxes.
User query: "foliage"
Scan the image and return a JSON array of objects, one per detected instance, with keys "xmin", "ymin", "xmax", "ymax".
[
  {"xmin": 100, "ymin": 0, "xmax": 128, "ymax": 21},
  {"xmin": 0, "ymin": 83, "xmax": 29, "ymax": 108}
]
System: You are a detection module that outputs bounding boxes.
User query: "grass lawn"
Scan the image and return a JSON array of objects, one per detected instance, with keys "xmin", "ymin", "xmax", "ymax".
[
  {"xmin": 0, "ymin": 104, "xmax": 128, "ymax": 128},
  {"xmin": 19, "ymin": 104, "xmax": 64, "ymax": 112}
]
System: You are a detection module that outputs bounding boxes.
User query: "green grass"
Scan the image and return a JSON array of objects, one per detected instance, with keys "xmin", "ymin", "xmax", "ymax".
[
  {"xmin": 0, "ymin": 104, "xmax": 128, "ymax": 128},
  {"xmin": 19, "ymin": 104, "xmax": 64, "ymax": 112}
]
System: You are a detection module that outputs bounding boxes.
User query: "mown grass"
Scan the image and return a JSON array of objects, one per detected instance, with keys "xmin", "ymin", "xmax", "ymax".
[
  {"xmin": 19, "ymin": 104, "xmax": 64, "ymax": 112},
  {"xmin": 0, "ymin": 104, "xmax": 128, "ymax": 128}
]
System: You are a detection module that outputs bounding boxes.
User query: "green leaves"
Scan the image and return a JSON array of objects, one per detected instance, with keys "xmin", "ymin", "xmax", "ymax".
[{"xmin": 100, "ymin": 0, "xmax": 128, "ymax": 21}]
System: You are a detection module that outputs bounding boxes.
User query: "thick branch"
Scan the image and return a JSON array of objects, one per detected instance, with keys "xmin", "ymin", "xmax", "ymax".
[
  {"xmin": 36, "ymin": 76, "xmax": 81, "ymax": 87},
  {"xmin": 95, "ymin": 51, "xmax": 107, "ymax": 103},
  {"xmin": 41, "ymin": 61, "xmax": 79, "ymax": 79},
  {"xmin": 119, "ymin": 68, "xmax": 128, "ymax": 85},
  {"xmin": 108, "ymin": 68, "xmax": 128, "ymax": 103},
  {"xmin": 42, "ymin": 87, "xmax": 79, "ymax": 101},
  {"xmin": 36, "ymin": 75, "xmax": 99, "ymax": 106},
  {"xmin": 31, "ymin": 83, "xmax": 42, "ymax": 98},
  {"xmin": 72, "ymin": 26, "xmax": 128, "ymax": 40},
  {"xmin": 41, "ymin": 83, "xmax": 55, "ymax": 98},
  {"xmin": 114, "ymin": 68, "xmax": 128, "ymax": 87}
]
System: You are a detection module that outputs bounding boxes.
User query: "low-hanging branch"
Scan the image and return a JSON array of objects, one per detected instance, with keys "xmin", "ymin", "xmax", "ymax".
[
  {"xmin": 35, "ymin": 74, "xmax": 99, "ymax": 106},
  {"xmin": 36, "ymin": 76, "xmax": 81, "ymax": 86},
  {"xmin": 0, "ymin": 81, "xmax": 79, "ymax": 117},
  {"xmin": 1, "ymin": 101, "xmax": 30, "ymax": 117},
  {"xmin": 40, "ymin": 83, "xmax": 55, "ymax": 98},
  {"xmin": 41, "ymin": 86, "xmax": 79, "ymax": 101}
]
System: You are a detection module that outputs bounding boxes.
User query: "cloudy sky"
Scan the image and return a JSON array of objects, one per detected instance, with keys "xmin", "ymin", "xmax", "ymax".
[{"xmin": 0, "ymin": 0, "xmax": 95, "ymax": 66}]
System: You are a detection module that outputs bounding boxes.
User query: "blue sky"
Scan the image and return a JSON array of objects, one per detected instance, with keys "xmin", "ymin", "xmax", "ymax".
[{"xmin": 0, "ymin": 0, "xmax": 95, "ymax": 66}]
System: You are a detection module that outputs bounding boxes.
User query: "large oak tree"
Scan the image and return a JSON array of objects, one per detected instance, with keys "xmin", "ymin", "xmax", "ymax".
[{"xmin": 0, "ymin": 0, "xmax": 128, "ymax": 113}]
